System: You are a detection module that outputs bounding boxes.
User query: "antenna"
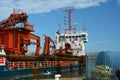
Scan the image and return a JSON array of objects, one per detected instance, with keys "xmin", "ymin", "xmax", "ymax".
[
  {"xmin": 58, "ymin": 24, "xmax": 62, "ymax": 34},
  {"xmin": 64, "ymin": 16, "xmax": 66, "ymax": 26},
  {"xmin": 65, "ymin": 9, "xmax": 74, "ymax": 32},
  {"xmin": 73, "ymin": 23, "xmax": 77, "ymax": 33},
  {"xmin": 82, "ymin": 22, "xmax": 87, "ymax": 32},
  {"xmin": 56, "ymin": 24, "xmax": 61, "ymax": 35}
]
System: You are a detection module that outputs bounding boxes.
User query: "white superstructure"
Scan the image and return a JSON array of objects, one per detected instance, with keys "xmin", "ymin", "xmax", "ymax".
[
  {"xmin": 56, "ymin": 28, "xmax": 88, "ymax": 56},
  {"xmin": 55, "ymin": 9, "xmax": 88, "ymax": 56}
]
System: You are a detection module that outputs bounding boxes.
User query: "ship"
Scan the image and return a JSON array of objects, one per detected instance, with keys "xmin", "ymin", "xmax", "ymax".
[
  {"xmin": 91, "ymin": 65, "xmax": 113, "ymax": 80},
  {"xmin": 0, "ymin": 8, "xmax": 88, "ymax": 79}
]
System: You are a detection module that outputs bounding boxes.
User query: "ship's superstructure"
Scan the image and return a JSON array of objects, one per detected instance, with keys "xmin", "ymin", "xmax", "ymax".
[{"xmin": 56, "ymin": 9, "xmax": 88, "ymax": 56}]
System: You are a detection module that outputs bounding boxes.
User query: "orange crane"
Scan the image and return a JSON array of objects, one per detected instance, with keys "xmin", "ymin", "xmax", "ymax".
[
  {"xmin": 43, "ymin": 35, "xmax": 56, "ymax": 55},
  {"xmin": 0, "ymin": 9, "xmax": 40, "ymax": 55},
  {"xmin": 0, "ymin": 9, "xmax": 33, "ymax": 30}
]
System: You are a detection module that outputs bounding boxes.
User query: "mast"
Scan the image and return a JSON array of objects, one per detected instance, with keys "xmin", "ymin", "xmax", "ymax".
[
  {"xmin": 82, "ymin": 22, "xmax": 87, "ymax": 32},
  {"xmin": 65, "ymin": 9, "xmax": 74, "ymax": 32}
]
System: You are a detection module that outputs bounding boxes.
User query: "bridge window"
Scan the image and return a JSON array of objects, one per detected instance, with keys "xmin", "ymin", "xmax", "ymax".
[
  {"xmin": 79, "ymin": 35, "xmax": 81, "ymax": 38},
  {"xmin": 60, "ymin": 36, "xmax": 63, "ymax": 38},
  {"xmin": 81, "ymin": 34, "xmax": 86, "ymax": 37},
  {"xmin": 75, "ymin": 36, "xmax": 78, "ymax": 38},
  {"xmin": 83, "ymin": 38, "xmax": 86, "ymax": 40},
  {"xmin": 69, "ymin": 36, "xmax": 71, "ymax": 38},
  {"xmin": 66, "ymin": 36, "xmax": 68, "ymax": 38},
  {"xmin": 72, "ymin": 36, "xmax": 75, "ymax": 38}
]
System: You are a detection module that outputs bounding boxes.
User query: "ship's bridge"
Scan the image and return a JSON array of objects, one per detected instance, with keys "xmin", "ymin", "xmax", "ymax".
[
  {"xmin": 55, "ymin": 31, "xmax": 88, "ymax": 55},
  {"xmin": 56, "ymin": 32, "xmax": 88, "ymax": 44}
]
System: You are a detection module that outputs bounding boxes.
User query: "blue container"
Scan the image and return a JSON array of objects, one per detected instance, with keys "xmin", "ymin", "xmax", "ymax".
[{"xmin": 96, "ymin": 51, "xmax": 120, "ymax": 80}]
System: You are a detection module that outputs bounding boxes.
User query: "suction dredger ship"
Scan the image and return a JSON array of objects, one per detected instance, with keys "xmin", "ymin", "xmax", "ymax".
[{"xmin": 0, "ymin": 9, "xmax": 88, "ymax": 79}]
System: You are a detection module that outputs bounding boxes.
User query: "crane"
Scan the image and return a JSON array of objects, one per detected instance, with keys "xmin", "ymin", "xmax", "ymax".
[
  {"xmin": 0, "ymin": 9, "xmax": 40, "ymax": 55},
  {"xmin": 0, "ymin": 9, "xmax": 33, "ymax": 30}
]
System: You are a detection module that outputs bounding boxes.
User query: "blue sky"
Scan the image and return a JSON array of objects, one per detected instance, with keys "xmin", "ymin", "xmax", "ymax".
[{"xmin": 0, "ymin": 0, "xmax": 120, "ymax": 52}]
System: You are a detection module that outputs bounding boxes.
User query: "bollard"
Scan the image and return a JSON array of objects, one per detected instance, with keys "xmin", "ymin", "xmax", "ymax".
[{"xmin": 55, "ymin": 74, "xmax": 61, "ymax": 80}]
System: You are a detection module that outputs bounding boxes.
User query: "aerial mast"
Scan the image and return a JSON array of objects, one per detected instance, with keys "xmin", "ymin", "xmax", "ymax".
[
  {"xmin": 82, "ymin": 22, "xmax": 87, "ymax": 32},
  {"xmin": 65, "ymin": 9, "xmax": 74, "ymax": 32}
]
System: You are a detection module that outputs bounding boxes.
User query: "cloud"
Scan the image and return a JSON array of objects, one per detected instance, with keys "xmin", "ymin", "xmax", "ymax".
[
  {"xmin": 117, "ymin": 0, "xmax": 120, "ymax": 5},
  {"xmin": 0, "ymin": 0, "xmax": 107, "ymax": 20}
]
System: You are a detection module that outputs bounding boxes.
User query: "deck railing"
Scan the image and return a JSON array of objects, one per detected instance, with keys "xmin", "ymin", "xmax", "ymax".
[{"xmin": 6, "ymin": 60, "xmax": 79, "ymax": 70}]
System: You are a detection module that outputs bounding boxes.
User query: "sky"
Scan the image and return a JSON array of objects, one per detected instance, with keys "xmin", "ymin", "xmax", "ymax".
[{"xmin": 0, "ymin": 0, "xmax": 120, "ymax": 53}]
